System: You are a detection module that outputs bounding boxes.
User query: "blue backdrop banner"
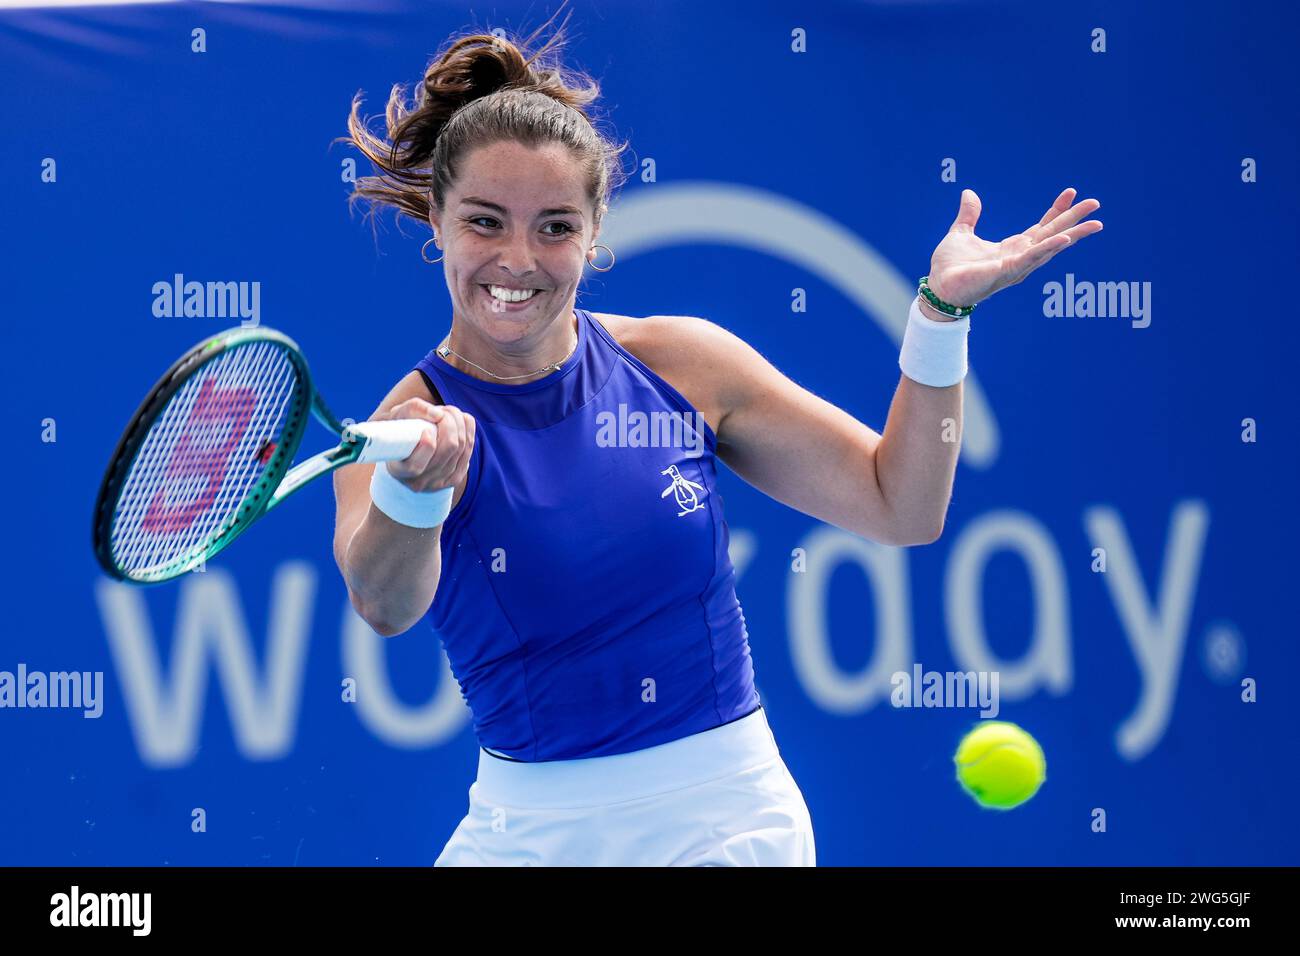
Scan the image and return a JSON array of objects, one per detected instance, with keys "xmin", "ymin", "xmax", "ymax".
[{"xmin": 0, "ymin": 0, "xmax": 1296, "ymax": 865}]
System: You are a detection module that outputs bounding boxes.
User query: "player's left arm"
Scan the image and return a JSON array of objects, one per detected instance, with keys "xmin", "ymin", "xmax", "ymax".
[
  {"xmin": 672, "ymin": 187, "xmax": 1104, "ymax": 546},
  {"xmin": 716, "ymin": 335, "xmax": 952, "ymax": 547},
  {"xmin": 664, "ymin": 313, "xmax": 947, "ymax": 547}
]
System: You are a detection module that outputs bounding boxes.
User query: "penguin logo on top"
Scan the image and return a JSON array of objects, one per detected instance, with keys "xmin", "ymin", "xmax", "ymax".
[{"xmin": 661, "ymin": 464, "xmax": 707, "ymax": 516}]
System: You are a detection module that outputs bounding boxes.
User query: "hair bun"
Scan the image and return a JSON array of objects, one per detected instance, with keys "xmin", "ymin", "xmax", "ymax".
[
  {"xmin": 472, "ymin": 35, "xmax": 533, "ymax": 92},
  {"xmin": 341, "ymin": 9, "xmax": 630, "ymax": 239},
  {"xmin": 421, "ymin": 33, "xmax": 532, "ymax": 116}
]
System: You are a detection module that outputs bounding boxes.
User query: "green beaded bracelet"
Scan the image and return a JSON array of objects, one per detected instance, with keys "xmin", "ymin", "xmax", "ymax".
[{"xmin": 918, "ymin": 276, "xmax": 977, "ymax": 318}]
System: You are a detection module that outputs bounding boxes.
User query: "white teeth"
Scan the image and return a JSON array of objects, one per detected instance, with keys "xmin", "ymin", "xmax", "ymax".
[{"xmin": 486, "ymin": 285, "xmax": 539, "ymax": 303}]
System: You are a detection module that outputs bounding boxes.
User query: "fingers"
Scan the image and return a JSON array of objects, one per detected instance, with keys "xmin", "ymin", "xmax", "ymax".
[
  {"xmin": 1004, "ymin": 233, "xmax": 1074, "ymax": 279},
  {"xmin": 950, "ymin": 188, "xmax": 982, "ymax": 233},
  {"xmin": 378, "ymin": 401, "xmax": 476, "ymax": 492},
  {"xmin": 412, "ymin": 406, "xmax": 470, "ymax": 491},
  {"xmin": 387, "ymin": 397, "xmax": 444, "ymax": 425},
  {"xmin": 1035, "ymin": 187, "xmax": 1077, "ymax": 228},
  {"xmin": 1031, "ymin": 220, "xmax": 1104, "ymax": 270},
  {"xmin": 1062, "ymin": 218, "xmax": 1104, "ymax": 241},
  {"xmin": 976, "ymin": 188, "xmax": 1105, "ymax": 294},
  {"xmin": 377, "ymin": 398, "xmax": 440, "ymax": 476},
  {"xmin": 448, "ymin": 413, "xmax": 476, "ymax": 485},
  {"xmin": 1027, "ymin": 214, "xmax": 1105, "ymax": 265},
  {"xmin": 1004, "ymin": 216, "xmax": 1104, "ymax": 281},
  {"xmin": 1031, "ymin": 193, "xmax": 1101, "ymax": 242}
]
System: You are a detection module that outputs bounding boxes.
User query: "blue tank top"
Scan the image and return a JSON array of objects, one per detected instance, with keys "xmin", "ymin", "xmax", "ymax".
[{"xmin": 413, "ymin": 307, "xmax": 759, "ymax": 762}]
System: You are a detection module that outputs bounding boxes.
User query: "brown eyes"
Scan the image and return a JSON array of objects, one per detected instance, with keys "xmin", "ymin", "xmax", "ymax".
[{"xmin": 464, "ymin": 216, "xmax": 575, "ymax": 236}]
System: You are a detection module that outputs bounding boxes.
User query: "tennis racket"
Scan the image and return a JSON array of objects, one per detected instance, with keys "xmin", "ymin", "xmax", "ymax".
[{"xmin": 93, "ymin": 326, "xmax": 433, "ymax": 585}]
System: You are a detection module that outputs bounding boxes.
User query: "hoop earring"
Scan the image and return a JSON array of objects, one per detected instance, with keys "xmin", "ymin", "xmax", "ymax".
[
  {"xmin": 587, "ymin": 243, "xmax": 615, "ymax": 272},
  {"xmin": 421, "ymin": 236, "xmax": 443, "ymax": 264}
]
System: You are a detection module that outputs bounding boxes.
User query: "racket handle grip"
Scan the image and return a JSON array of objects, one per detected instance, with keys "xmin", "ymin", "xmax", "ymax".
[{"xmin": 349, "ymin": 419, "xmax": 436, "ymax": 464}]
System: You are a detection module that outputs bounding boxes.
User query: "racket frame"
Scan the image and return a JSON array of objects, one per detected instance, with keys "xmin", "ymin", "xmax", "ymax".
[
  {"xmin": 93, "ymin": 327, "xmax": 320, "ymax": 584},
  {"xmin": 94, "ymin": 327, "xmax": 430, "ymax": 585}
]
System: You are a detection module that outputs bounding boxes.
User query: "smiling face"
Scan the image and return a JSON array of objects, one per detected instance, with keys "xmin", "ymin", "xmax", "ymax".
[{"xmin": 429, "ymin": 139, "xmax": 600, "ymax": 367}]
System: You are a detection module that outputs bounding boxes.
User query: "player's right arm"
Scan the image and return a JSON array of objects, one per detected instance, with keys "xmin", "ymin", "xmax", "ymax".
[{"xmin": 332, "ymin": 371, "xmax": 476, "ymax": 636}]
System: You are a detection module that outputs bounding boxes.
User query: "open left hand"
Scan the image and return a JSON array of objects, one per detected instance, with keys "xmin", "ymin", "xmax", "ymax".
[{"xmin": 925, "ymin": 187, "xmax": 1103, "ymax": 309}]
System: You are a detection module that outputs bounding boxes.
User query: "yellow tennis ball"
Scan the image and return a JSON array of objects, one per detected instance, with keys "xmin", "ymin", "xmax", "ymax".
[{"xmin": 954, "ymin": 721, "xmax": 1046, "ymax": 810}]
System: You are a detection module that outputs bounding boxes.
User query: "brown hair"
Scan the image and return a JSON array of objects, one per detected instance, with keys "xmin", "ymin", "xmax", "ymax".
[{"xmin": 339, "ymin": 7, "xmax": 629, "ymax": 241}]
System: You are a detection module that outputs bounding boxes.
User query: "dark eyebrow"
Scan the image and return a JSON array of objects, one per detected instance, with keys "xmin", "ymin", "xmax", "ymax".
[{"xmin": 461, "ymin": 196, "xmax": 583, "ymax": 218}]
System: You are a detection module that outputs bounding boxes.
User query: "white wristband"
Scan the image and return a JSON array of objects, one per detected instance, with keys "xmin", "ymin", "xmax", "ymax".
[
  {"xmin": 899, "ymin": 295, "xmax": 970, "ymax": 387},
  {"xmin": 368, "ymin": 463, "xmax": 455, "ymax": 529}
]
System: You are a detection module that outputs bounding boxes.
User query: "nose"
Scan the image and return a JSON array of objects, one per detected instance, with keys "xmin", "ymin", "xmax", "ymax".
[{"xmin": 493, "ymin": 230, "xmax": 541, "ymax": 283}]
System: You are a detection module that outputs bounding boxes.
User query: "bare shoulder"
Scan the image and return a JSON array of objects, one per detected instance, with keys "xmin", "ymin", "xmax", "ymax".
[
  {"xmin": 587, "ymin": 311, "xmax": 738, "ymax": 437},
  {"xmin": 590, "ymin": 310, "xmax": 728, "ymax": 354}
]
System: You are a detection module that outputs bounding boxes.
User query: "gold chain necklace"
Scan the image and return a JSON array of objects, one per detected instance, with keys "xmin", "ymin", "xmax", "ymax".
[{"xmin": 436, "ymin": 326, "xmax": 578, "ymax": 382}]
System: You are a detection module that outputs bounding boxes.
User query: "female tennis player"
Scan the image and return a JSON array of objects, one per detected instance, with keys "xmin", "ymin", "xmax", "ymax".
[{"xmin": 332, "ymin": 18, "xmax": 1102, "ymax": 867}]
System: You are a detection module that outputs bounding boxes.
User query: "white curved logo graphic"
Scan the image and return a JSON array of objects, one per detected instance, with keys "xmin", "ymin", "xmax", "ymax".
[{"xmin": 592, "ymin": 182, "xmax": 999, "ymax": 468}]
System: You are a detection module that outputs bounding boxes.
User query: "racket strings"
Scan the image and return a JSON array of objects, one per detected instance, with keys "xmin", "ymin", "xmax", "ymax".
[
  {"xmin": 165, "ymin": 344, "xmax": 290, "ymax": 559},
  {"xmin": 167, "ymin": 345, "xmax": 296, "ymax": 566},
  {"xmin": 114, "ymin": 344, "xmax": 267, "ymax": 571},
  {"xmin": 195, "ymin": 348, "xmax": 296, "ymax": 555},
  {"xmin": 110, "ymin": 341, "xmax": 302, "ymax": 578},
  {"xmin": 113, "ymin": 348, "xmax": 261, "ymax": 569},
  {"xmin": 117, "ymin": 343, "xmax": 296, "ymax": 573}
]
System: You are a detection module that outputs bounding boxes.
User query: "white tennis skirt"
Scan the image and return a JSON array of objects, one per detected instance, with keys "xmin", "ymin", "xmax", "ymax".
[{"xmin": 434, "ymin": 706, "xmax": 816, "ymax": 866}]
